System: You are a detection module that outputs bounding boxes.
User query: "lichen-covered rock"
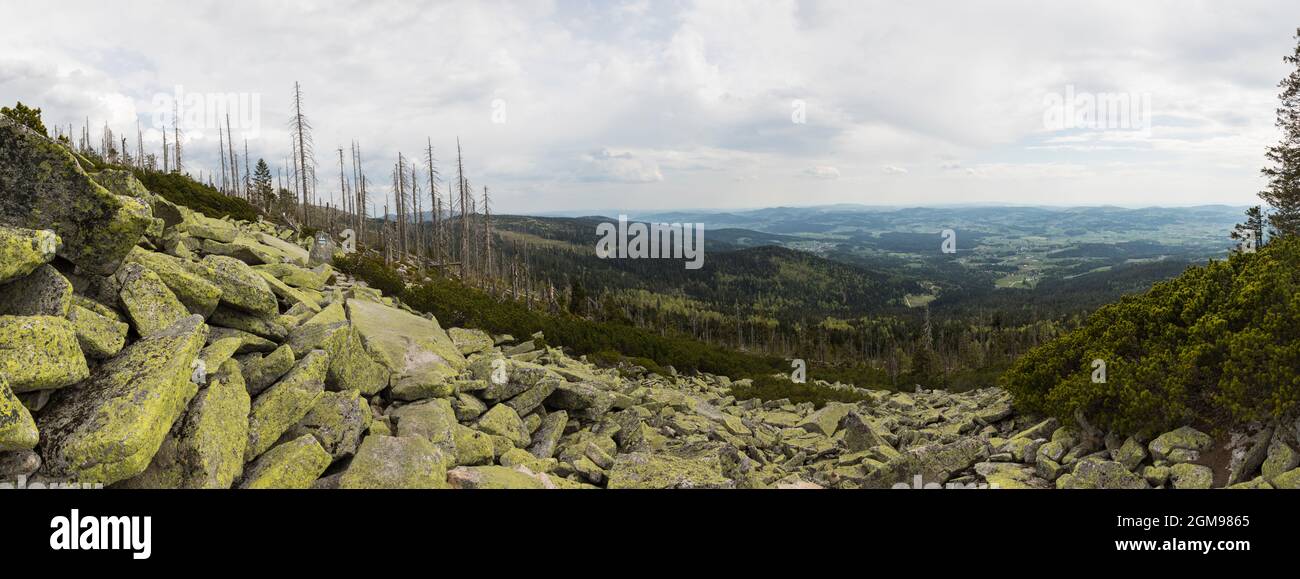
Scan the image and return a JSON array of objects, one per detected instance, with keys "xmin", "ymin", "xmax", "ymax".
[
  {"xmin": 118, "ymin": 358, "xmax": 250, "ymax": 489},
  {"xmin": 528, "ymin": 410, "xmax": 568, "ymax": 459},
  {"xmin": 287, "ymin": 320, "xmax": 389, "ymax": 395},
  {"xmin": 0, "ymin": 376, "xmax": 39, "ymax": 451},
  {"xmin": 1058, "ymin": 458, "xmax": 1150, "ymax": 489},
  {"xmin": 505, "ymin": 377, "xmax": 559, "ymax": 417},
  {"xmin": 0, "ymin": 225, "xmax": 58, "ymax": 284},
  {"xmin": 252, "ymin": 235, "xmax": 309, "ymax": 267},
  {"xmin": 254, "ymin": 269, "xmax": 320, "ymax": 311},
  {"xmin": 906, "ymin": 438, "xmax": 988, "ymax": 484},
  {"xmin": 208, "ymin": 306, "xmax": 287, "ymax": 340},
  {"xmin": 124, "ymin": 247, "xmax": 222, "ymax": 316},
  {"xmin": 240, "ymin": 344, "xmax": 296, "ymax": 395},
  {"xmin": 178, "ymin": 213, "xmax": 238, "ymax": 243},
  {"xmin": 285, "ymin": 390, "xmax": 370, "ymax": 459},
  {"xmin": 447, "ymin": 465, "xmax": 548, "ymax": 489},
  {"xmin": 245, "ymin": 350, "xmax": 329, "ymax": 461},
  {"xmin": 116, "ymin": 262, "xmax": 189, "ymax": 337},
  {"xmin": 200, "ymin": 255, "xmax": 279, "ymax": 317},
  {"xmin": 1169, "ymin": 463, "xmax": 1214, "ymax": 489},
  {"xmin": 339, "ymin": 435, "xmax": 448, "ymax": 489},
  {"xmin": 239, "ymin": 434, "xmax": 331, "ymax": 489},
  {"xmin": 448, "ymin": 327, "xmax": 494, "ymax": 355},
  {"xmin": 1262, "ymin": 438, "xmax": 1299, "ymax": 481},
  {"xmin": 450, "ymin": 424, "xmax": 494, "ymax": 466},
  {"xmin": 476, "ymin": 404, "xmax": 530, "ymax": 447},
  {"xmin": 38, "ymin": 315, "xmax": 207, "ymax": 484},
  {"xmin": 0, "ymin": 315, "xmax": 89, "ymax": 392},
  {"xmin": 67, "ymin": 304, "xmax": 128, "ymax": 359},
  {"xmin": 254, "ymin": 263, "xmax": 327, "ymax": 291},
  {"xmin": 1148, "ymin": 426, "xmax": 1213, "ymax": 464},
  {"xmin": 607, "ymin": 452, "xmax": 734, "ymax": 489},
  {"xmin": 391, "ymin": 398, "xmax": 459, "ymax": 457},
  {"xmin": 0, "ymin": 264, "xmax": 71, "ymax": 316},
  {"xmin": 347, "ymin": 298, "xmax": 465, "ymax": 396},
  {"xmin": 0, "ymin": 117, "xmax": 154, "ymax": 275},
  {"xmin": 796, "ymin": 402, "xmax": 854, "ymax": 436},
  {"xmin": 545, "ymin": 381, "xmax": 615, "ymax": 417},
  {"xmin": 1272, "ymin": 467, "xmax": 1300, "ymax": 489},
  {"xmin": 1112, "ymin": 437, "xmax": 1148, "ymax": 471}
]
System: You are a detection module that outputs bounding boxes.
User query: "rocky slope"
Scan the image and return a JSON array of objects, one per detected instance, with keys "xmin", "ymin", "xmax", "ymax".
[{"xmin": 2, "ymin": 115, "xmax": 1298, "ymax": 489}]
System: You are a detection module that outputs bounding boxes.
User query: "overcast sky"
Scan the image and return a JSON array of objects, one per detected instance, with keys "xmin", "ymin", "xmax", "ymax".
[{"xmin": 3, "ymin": 0, "xmax": 1298, "ymax": 214}]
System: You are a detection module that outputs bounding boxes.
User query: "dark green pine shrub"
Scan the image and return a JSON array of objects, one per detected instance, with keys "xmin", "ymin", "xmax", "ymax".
[{"xmin": 1000, "ymin": 235, "xmax": 1300, "ymax": 435}]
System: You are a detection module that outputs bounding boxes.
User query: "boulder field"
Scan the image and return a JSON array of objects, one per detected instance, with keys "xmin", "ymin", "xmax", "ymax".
[{"xmin": 2, "ymin": 115, "xmax": 1298, "ymax": 489}]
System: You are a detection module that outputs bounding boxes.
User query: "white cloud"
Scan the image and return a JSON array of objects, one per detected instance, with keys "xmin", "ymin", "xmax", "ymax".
[{"xmin": 1, "ymin": 0, "xmax": 1295, "ymax": 211}]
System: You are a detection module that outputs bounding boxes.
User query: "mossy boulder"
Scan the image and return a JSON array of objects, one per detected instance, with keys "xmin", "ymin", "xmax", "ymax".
[
  {"xmin": 0, "ymin": 315, "xmax": 89, "ymax": 392},
  {"xmin": 118, "ymin": 358, "xmax": 250, "ymax": 488},
  {"xmin": 178, "ymin": 213, "xmax": 238, "ymax": 243},
  {"xmin": 1169, "ymin": 463, "xmax": 1214, "ymax": 489},
  {"xmin": 1148, "ymin": 426, "xmax": 1213, "ymax": 464},
  {"xmin": 240, "ymin": 344, "xmax": 295, "ymax": 395},
  {"xmin": 124, "ymin": 247, "xmax": 222, "ymax": 316},
  {"xmin": 116, "ymin": 262, "xmax": 189, "ymax": 337},
  {"xmin": 447, "ymin": 465, "xmax": 548, "ymax": 489},
  {"xmin": 391, "ymin": 398, "xmax": 459, "ymax": 457},
  {"xmin": 452, "ymin": 424, "xmax": 495, "ymax": 466},
  {"xmin": 448, "ymin": 327, "xmax": 494, "ymax": 355},
  {"xmin": 245, "ymin": 350, "xmax": 329, "ymax": 461},
  {"xmin": 239, "ymin": 434, "xmax": 331, "ymax": 489},
  {"xmin": 1058, "ymin": 458, "xmax": 1150, "ymax": 489},
  {"xmin": 285, "ymin": 390, "xmax": 371, "ymax": 459},
  {"xmin": 475, "ymin": 404, "xmax": 530, "ymax": 447},
  {"xmin": 67, "ymin": 304, "xmax": 128, "ymax": 359},
  {"xmin": 208, "ymin": 306, "xmax": 287, "ymax": 341},
  {"xmin": 607, "ymin": 452, "xmax": 734, "ymax": 489},
  {"xmin": 0, "ymin": 117, "xmax": 155, "ymax": 275},
  {"xmin": 286, "ymin": 320, "xmax": 388, "ymax": 395},
  {"xmin": 0, "ymin": 264, "xmax": 71, "ymax": 316},
  {"xmin": 339, "ymin": 435, "xmax": 449, "ymax": 489},
  {"xmin": 0, "ymin": 225, "xmax": 58, "ymax": 284},
  {"xmin": 199, "ymin": 255, "xmax": 279, "ymax": 317},
  {"xmin": 527, "ymin": 410, "xmax": 568, "ymax": 459},
  {"xmin": 347, "ymin": 298, "xmax": 465, "ymax": 396},
  {"xmin": 0, "ymin": 375, "xmax": 39, "ymax": 451},
  {"xmin": 38, "ymin": 315, "xmax": 208, "ymax": 484},
  {"xmin": 253, "ymin": 234, "xmax": 309, "ymax": 267}
]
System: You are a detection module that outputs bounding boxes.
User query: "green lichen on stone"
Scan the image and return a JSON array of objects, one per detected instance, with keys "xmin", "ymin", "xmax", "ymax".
[
  {"xmin": 254, "ymin": 262, "xmax": 326, "ymax": 290},
  {"xmin": 339, "ymin": 435, "xmax": 448, "ymax": 489},
  {"xmin": 346, "ymin": 298, "xmax": 465, "ymax": 395},
  {"xmin": 446, "ymin": 465, "xmax": 547, "ymax": 489},
  {"xmin": 68, "ymin": 303, "xmax": 128, "ymax": 359},
  {"xmin": 118, "ymin": 358, "xmax": 250, "ymax": 489},
  {"xmin": 0, "ymin": 263, "xmax": 70, "ymax": 316},
  {"xmin": 0, "ymin": 375, "xmax": 39, "ymax": 451},
  {"xmin": 607, "ymin": 452, "xmax": 733, "ymax": 489},
  {"xmin": 475, "ymin": 404, "xmax": 530, "ymax": 447},
  {"xmin": 208, "ymin": 306, "xmax": 287, "ymax": 341},
  {"xmin": 0, "ymin": 117, "xmax": 154, "ymax": 275},
  {"xmin": 245, "ymin": 349, "xmax": 329, "ymax": 461},
  {"xmin": 198, "ymin": 337, "xmax": 243, "ymax": 372},
  {"xmin": 199, "ymin": 255, "xmax": 279, "ymax": 317},
  {"xmin": 239, "ymin": 434, "xmax": 331, "ymax": 489},
  {"xmin": 178, "ymin": 213, "xmax": 238, "ymax": 243},
  {"xmin": 37, "ymin": 315, "xmax": 207, "ymax": 485},
  {"xmin": 116, "ymin": 262, "xmax": 189, "ymax": 337},
  {"xmin": 391, "ymin": 397, "xmax": 459, "ymax": 457},
  {"xmin": 452, "ymin": 424, "xmax": 495, "ymax": 466},
  {"xmin": 254, "ymin": 269, "xmax": 320, "ymax": 311},
  {"xmin": 285, "ymin": 389, "xmax": 370, "ymax": 459},
  {"xmin": 124, "ymin": 246, "xmax": 222, "ymax": 316},
  {"xmin": 240, "ymin": 344, "xmax": 295, "ymax": 395},
  {"xmin": 0, "ymin": 315, "xmax": 89, "ymax": 392},
  {"xmin": 0, "ymin": 225, "xmax": 57, "ymax": 284}
]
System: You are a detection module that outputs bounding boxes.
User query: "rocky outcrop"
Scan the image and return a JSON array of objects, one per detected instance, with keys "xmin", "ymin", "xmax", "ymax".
[{"xmin": 1, "ymin": 128, "xmax": 1295, "ymax": 490}]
